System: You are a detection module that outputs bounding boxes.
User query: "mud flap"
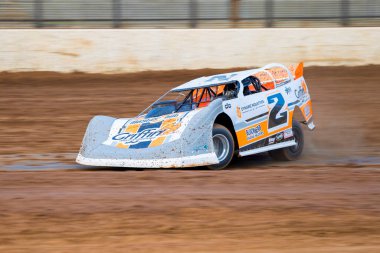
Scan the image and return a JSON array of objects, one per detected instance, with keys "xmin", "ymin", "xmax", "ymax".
[{"xmin": 302, "ymin": 117, "xmax": 315, "ymax": 131}]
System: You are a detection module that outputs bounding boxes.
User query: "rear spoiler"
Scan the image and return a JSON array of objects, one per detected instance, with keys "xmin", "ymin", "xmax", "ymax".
[
  {"xmin": 295, "ymin": 62, "xmax": 304, "ymax": 80},
  {"xmin": 289, "ymin": 62, "xmax": 304, "ymax": 80}
]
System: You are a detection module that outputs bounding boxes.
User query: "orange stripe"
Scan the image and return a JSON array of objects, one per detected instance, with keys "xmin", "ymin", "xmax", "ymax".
[
  {"xmin": 300, "ymin": 100, "xmax": 313, "ymax": 121},
  {"xmin": 149, "ymin": 136, "xmax": 166, "ymax": 147},
  {"xmin": 125, "ymin": 123, "xmax": 140, "ymax": 133},
  {"xmin": 116, "ymin": 142, "xmax": 129, "ymax": 149}
]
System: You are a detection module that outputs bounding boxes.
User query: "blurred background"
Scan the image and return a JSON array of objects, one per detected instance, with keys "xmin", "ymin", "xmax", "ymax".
[{"xmin": 1, "ymin": 0, "xmax": 380, "ymax": 28}]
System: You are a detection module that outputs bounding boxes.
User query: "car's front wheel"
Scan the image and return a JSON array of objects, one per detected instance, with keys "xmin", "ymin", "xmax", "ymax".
[{"xmin": 207, "ymin": 124, "xmax": 235, "ymax": 170}]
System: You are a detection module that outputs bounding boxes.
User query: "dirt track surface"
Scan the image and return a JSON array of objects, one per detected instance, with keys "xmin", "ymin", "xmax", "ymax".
[
  {"xmin": 1, "ymin": 167, "xmax": 380, "ymax": 253},
  {"xmin": 1, "ymin": 66, "xmax": 380, "ymax": 159},
  {"xmin": 0, "ymin": 66, "xmax": 380, "ymax": 252}
]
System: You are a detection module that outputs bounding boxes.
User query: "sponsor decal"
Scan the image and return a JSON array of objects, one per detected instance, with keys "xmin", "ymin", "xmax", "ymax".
[
  {"xmin": 276, "ymin": 132, "xmax": 284, "ymax": 142},
  {"xmin": 246, "ymin": 125, "xmax": 264, "ymax": 140},
  {"xmin": 130, "ymin": 119, "xmax": 154, "ymax": 125},
  {"xmin": 268, "ymin": 67, "xmax": 290, "ymax": 81},
  {"xmin": 268, "ymin": 137, "xmax": 276, "ymax": 145},
  {"xmin": 192, "ymin": 144, "xmax": 208, "ymax": 153},
  {"xmin": 294, "ymin": 86, "xmax": 305, "ymax": 99},
  {"xmin": 165, "ymin": 114, "xmax": 179, "ymax": 119},
  {"xmin": 240, "ymin": 100, "xmax": 265, "ymax": 113},
  {"xmin": 255, "ymin": 71, "xmax": 272, "ymax": 83},
  {"xmin": 129, "ymin": 113, "xmax": 180, "ymax": 125},
  {"xmin": 285, "ymin": 86, "xmax": 291, "ymax": 95},
  {"xmin": 304, "ymin": 104, "xmax": 311, "ymax": 117},
  {"xmin": 112, "ymin": 128, "xmax": 165, "ymax": 145},
  {"xmin": 284, "ymin": 129, "xmax": 293, "ymax": 139},
  {"xmin": 206, "ymin": 73, "xmax": 238, "ymax": 82},
  {"xmin": 294, "ymin": 85, "xmax": 309, "ymax": 104},
  {"xmin": 106, "ymin": 111, "xmax": 197, "ymax": 149},
  {"xmin": 276, "ymin": 79, "xmax": 291, "ymax": 87},
  {"xmin": 236, "ymin": 106, "xmax": 242, "ymax": 118},
  {"xmin": 224, "ymin": 103, "xmax": 232, "ymax": 109}
]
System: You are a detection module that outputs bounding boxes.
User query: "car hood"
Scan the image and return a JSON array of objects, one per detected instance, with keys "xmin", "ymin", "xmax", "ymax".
[{"xmin": 102, "ymin": 109, "xmax": 201, "ymax": 149}]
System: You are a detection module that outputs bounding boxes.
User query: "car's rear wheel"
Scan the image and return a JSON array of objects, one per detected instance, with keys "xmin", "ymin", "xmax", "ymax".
[
  {"xmin": 208, "ymin": 124, "xmax": 234, "ymax": 170},
  {"xmin": 269, "ymin": 120, "xmax": 304, "ymax": 161}
]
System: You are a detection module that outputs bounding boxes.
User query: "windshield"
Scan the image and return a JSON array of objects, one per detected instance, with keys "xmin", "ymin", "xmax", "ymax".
[{"xmin": 141, "ymin": 84, "xmax": 234, "ymax": 118}]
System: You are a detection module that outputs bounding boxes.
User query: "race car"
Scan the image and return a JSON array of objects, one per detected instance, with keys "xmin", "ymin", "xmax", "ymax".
[{"xmin": 77, "ymin": 62, "xmax": 315, "ymax": 169}]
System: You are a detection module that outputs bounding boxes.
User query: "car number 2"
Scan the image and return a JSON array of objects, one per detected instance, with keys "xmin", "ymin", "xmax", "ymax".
[{"xmin": 267, "ymin": 93, "xmax": 288, "ymax": 131}]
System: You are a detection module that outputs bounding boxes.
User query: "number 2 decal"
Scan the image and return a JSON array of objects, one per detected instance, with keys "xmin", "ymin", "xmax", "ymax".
[{"xmin": 267, "ymin": 93, "xmax": 288, "ymax": 130}]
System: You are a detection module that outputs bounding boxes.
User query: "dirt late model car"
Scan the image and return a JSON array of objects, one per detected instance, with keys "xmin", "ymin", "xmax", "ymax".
[{"xmin": 77, "ymin": 63, "xmax": 315, "ymax": 169}]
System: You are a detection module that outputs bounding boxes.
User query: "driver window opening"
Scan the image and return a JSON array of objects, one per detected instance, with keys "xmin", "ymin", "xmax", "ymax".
[
  {"xmin": 144, "ymin": 83, "xmax": 237, "ymax": 118},
  {"xmin": 242, "ymin": 76, "xmax": 263, "ymax": 96},
  {"xmin": 222, "ymin": 82, "xmax": 239, "ymax": 100}
]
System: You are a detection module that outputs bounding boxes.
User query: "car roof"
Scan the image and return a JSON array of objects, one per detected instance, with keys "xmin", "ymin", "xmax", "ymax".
[
  {"xmin": 171, "ymin": 63, "xmax": 291, "ymax": 92},
  {"xmin": 171, "ymin": 69, "xmax": 254, "ymax": 92}
]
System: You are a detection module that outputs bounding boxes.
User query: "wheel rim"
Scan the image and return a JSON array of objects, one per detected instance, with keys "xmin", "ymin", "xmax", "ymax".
[{"xmin": 213, "ymin": 134, "xmax": 229, "ymax": 162}]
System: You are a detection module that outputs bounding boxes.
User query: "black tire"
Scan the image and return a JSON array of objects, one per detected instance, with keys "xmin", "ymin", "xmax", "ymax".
[
  {"xmin": 269, "ymin": 120, "xmax": 304, "ymax": 161},
  {"xmin": 207, "ymin": 124, "xmax": 235, "ymax": 170}
]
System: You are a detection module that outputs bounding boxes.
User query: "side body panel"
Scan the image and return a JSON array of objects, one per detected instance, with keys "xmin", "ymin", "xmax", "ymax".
[{"xmin": 223, "ymin": 74, "xmax": 314, "ymax": 156}]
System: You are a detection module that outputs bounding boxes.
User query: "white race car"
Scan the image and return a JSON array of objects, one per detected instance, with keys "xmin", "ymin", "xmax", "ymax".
[{"xmin": 77, "ymin": 63, "xmax": 315, "ymax": 169}]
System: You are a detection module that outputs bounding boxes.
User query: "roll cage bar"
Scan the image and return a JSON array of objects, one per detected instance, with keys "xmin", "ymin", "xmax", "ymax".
[
  {"xmin": 176, "ymin": 85, "xmax": 218, "ymax": 112},
  {"xmin": 138, "ymin": 84, "xmax": 232, "ymax": 117}
]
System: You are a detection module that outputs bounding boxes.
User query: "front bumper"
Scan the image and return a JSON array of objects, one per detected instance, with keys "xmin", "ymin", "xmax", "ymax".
[{"xmin": 76, "ymin": 152, "xmax": 218, "ymax": 168}]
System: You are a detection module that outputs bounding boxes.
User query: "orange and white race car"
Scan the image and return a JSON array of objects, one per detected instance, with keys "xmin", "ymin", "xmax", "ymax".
[{"xmin": 77, "ymin": 63, "xmax": 314, "ymax": 169}]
